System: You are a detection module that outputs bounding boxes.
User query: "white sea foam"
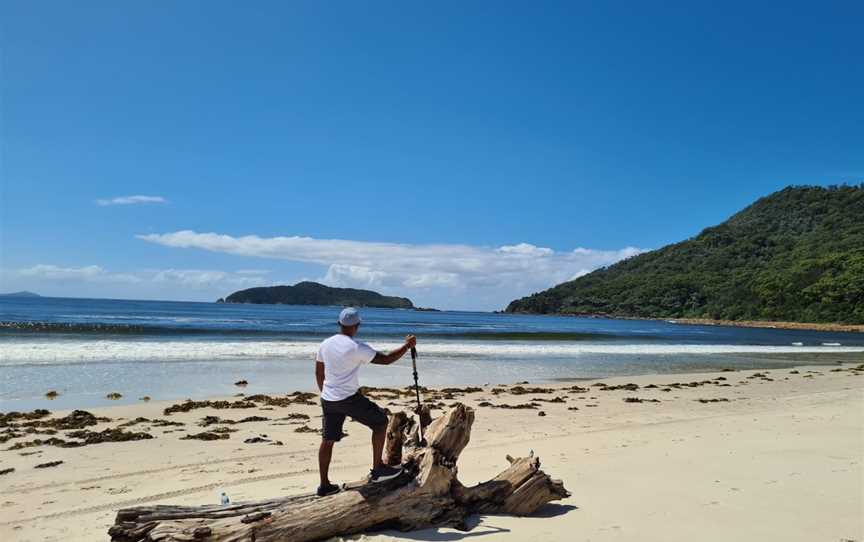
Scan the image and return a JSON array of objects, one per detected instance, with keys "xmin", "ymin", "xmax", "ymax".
[{"xmin": 1, "ymin": 340, "xmax": 862, "ymax": 365}]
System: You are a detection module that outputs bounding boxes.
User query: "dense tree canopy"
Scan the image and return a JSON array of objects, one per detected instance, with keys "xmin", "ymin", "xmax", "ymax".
[{"xmin": 506, "ymin": 185, "xmax": 864, "ymax": 324}]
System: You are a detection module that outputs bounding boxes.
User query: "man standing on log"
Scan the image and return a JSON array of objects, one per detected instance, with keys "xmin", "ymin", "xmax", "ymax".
[{"xmin": 315, "ymin": 307, "xmax": 418, "ymax": 496}]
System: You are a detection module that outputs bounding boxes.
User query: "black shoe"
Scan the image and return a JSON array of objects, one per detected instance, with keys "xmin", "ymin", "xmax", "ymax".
[
  {"xmin": 316, "ymin": 483, "xmax": 340, "ymax": 497},
  {"xmin": 369, "ymin": 465, "xmax": 403, "ymax": 483}
]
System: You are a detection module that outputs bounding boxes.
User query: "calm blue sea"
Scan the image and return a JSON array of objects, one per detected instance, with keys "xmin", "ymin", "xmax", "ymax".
[{"xmin": 2, "ymin": 296, "xmax": 862, "ymax": 410}]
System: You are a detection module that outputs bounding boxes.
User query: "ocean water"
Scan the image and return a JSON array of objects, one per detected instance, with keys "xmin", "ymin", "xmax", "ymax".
[{"xmin": 2, "ymin": 296, "xmax": 862, "ymax": 411}]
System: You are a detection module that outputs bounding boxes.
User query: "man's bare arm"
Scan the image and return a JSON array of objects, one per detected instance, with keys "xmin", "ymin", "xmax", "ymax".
[
  {"xmin": 315, "ymin": 361, "xmax": 325, "ymax": 392},
  {"xmin": 371, "ymin": 335, "xmax": 417, "ymax": 365}
]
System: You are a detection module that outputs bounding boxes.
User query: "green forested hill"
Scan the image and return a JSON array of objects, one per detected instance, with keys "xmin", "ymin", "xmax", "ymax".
[
  {"xmin": 222, "ymin": 281, "xmax": 414, "ymax": 309},
  {"xmin": 506, "ymin": 185, "xmax": 864, "ymax": 324}
]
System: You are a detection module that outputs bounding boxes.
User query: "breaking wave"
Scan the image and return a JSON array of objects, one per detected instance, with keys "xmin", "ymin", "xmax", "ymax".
[{"xmin": 2, "ymin": 339, "xmax": 862, "ymax": 366}]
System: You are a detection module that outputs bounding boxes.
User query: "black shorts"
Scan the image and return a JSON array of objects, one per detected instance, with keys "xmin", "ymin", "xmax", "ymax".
[{"xmin": 321, "ymin": 392, "xmax": 388, "ymax": 442}]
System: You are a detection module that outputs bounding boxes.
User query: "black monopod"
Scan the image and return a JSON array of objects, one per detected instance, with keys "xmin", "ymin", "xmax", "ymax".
[{"xmin": 410, "ymin": 347, "xmax": 425, "ymax": 444}]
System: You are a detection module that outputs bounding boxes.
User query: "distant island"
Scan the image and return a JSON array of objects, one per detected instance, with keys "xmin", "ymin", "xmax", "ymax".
[
  {"xmin": 506, "ymin": 185, "xmax": 864, "ymax": 325},
  {"xmin": 0, "ymin": 291, "xmax": 41, "ymax": 298},
  {"xmin": 219, "ymin": 281, "xmax": 414, "ymax": 309}
]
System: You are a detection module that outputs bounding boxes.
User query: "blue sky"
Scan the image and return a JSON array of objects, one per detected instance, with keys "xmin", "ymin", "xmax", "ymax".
[{"xmin": 1, "ymin": 1, "xmax": 862, "ymax": 310}]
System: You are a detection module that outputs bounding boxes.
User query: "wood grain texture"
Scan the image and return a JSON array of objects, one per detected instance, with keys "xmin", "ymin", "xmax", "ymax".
[{"xmin": 109, "ymin": 404, "xmax": 570, "ymax": 542}]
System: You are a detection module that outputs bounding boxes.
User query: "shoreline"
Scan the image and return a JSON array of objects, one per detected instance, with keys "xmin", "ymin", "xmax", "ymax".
[
  {"xmin": 665, "ymin": 317, "xmax": 864, "ymax": 333},
  {"xmin": 1, "ymin": 361, "xmax": 862, "ymax": 541},
  {"xmin": 506, "ymin": 311, "xmax": 864, "ymax": 333}
]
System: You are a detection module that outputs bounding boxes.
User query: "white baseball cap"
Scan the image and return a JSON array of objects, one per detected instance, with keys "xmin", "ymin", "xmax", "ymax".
[{"xmin": 338, "ymin": 307, "xmax": 361, "ymax": 326}]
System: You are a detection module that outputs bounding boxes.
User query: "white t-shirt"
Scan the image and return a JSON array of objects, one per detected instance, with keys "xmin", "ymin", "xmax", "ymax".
[{"xmin": 316, "ymin": 334, "xmax": 377, "ymax": 401}]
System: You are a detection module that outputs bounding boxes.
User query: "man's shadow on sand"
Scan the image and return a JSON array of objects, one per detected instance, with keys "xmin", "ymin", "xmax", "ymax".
[{"xmin": 374, "ymin": 503, "xmax": 579, "ymax": 541}]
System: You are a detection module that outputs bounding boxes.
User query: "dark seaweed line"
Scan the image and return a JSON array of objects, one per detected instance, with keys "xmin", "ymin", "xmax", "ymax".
[
  {"xmin": 0, "ymin": 321, "xmax": 307, "ymax": 337},
  {"xmin": 0, "ymin": 321, "xmax": 640, "ymax": 341}
]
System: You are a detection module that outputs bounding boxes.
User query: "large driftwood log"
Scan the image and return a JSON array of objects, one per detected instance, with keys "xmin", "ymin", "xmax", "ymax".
[
  {"xmin": 109, "ymin": 403, "xmax": 570, "ymax": 542},
  {"xmin": 383, "ymin": 410, "xmax": 411, "ymax": 466}
]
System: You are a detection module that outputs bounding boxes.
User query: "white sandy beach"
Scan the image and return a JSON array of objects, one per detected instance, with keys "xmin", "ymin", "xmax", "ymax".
[{"xmin": 1, "ymin": 363, "xmax": 862, "ymax": 542}]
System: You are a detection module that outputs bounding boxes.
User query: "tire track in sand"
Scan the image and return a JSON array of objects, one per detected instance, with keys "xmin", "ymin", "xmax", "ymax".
[
  {"xmin": 0, "ymin": 466, "xmax": 324, "ymax": 526},
  {"xmin": 10, "ymin": 447, "xmax": 311, "ymax": 494}
]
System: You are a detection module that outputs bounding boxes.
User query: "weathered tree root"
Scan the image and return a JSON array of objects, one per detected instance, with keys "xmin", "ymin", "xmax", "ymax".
[{"xmin": 109, "ymin": 403, "xmax": 570, "ymax": 541}]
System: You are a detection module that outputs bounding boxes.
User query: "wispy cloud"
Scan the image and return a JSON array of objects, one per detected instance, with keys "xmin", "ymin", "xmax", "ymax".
[
  {"xmin": 17, "ymin": 264, "xmax": 142, "ymax": 283},
  {"xmin": 151, "ymin": 269, "xmax": 269, "ymax": 289},
  {"xmin": 13, "ymin": 264, "xmax": 270, "ymax": 291},
  {"xmin": 95, "ymin": 195, "xmax": 167, "ymax": 206},
  {"xmin": 137, "ymin": 230, "xmax": 645, "ymax": 307},
  {"xmin": 235, "ymin": 269, "xmax": 271, "ymax": 276}
]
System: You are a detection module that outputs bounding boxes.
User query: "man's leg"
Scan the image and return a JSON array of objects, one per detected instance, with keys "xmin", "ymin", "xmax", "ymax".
[
  {"xmin": 347, "ymin": 393, "xmax": 392, "ymax": 473},
  {"xmin": 318, "ymin": 405, "xmax": 344, "ymax": 491},
  {"xmin": 319, "ymin": 439, "xmax": 335, "ymax": 486}
]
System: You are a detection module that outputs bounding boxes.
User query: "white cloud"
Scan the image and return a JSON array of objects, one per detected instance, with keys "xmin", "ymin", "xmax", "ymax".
[
  {"xmin": 137, "ymin": 230, "xmax": 645, "ymax": 309},
  {"xmin": 96, "ymin": 195, "xmax": 167, "ymax": 206},
  {"xmin": 496, "ymin": 243, "xmax": 554, "ymax": 257},
  {"xmin": 322, "ymin": 265, "xmax": 397, "ymax": 290}
]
